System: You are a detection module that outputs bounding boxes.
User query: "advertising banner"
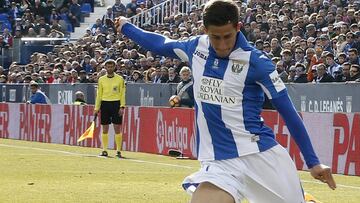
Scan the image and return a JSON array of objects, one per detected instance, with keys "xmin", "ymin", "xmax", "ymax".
[{"xmin": 0, "ymin": 103, "xmax": 359, "ymax": 175}]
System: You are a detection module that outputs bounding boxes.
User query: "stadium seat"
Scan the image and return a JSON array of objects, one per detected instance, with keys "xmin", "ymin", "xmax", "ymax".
[
  {"xmin": 81, "ymin": 3, "xmax": 92, "ymax": 17},
  {"xmin": 0, "ymin": 22, "xmax": 12, "ymax": 32},
  {"xmin": 0, "ymin": 14, "xmax": 8, "ymax": 22},
  {"xmin": 66, "ymin": 23, "xmax": 74, "ymax": 32}
]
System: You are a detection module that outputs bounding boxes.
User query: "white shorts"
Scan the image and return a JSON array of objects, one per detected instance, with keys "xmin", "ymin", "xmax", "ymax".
[{"xmin": 182, "ymin": 145, "xmax": 305, "ymax": 203}]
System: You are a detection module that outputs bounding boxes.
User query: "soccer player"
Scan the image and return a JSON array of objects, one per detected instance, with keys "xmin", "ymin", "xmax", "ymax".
[
  {"xmin": 94, "ymin": 59, "xmax": 126, "ymax": 158},
  {"xmin": 115, "ymin": 0, "xmax": 336, "ymax": 202}
]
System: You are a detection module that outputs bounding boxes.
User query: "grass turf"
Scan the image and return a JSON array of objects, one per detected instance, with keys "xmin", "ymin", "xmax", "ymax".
[{"xmin": 0, "ymin": 138, "xmax": 359, "ymax": 203}]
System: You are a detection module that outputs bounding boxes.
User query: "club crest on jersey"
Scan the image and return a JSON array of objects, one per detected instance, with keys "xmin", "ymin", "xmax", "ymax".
[
  {"xmin": 113, "ymin": 86, "xmax": 118, "ymax": 92},
  {"xmin": 212, "ymin": 59, "xmax": 219, "ymax": 69},
  {"xmin": 231, "ymin": 61, "xmax": 245, "ymax": 74}
]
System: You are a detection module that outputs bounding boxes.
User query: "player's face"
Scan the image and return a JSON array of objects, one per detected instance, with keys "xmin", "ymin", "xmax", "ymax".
[
  {"xmin": 105, "ymin": 63, "xmax": 116, "ymax": 74},
  {"xmin": 205, "ymin": 23, "xmax": 239, "ymax": 58}
]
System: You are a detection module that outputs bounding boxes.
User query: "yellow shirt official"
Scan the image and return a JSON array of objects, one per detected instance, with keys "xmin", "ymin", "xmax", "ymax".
[{"xmin": 95, "ymin": 73, "xmax": 126, "ymax": 111}]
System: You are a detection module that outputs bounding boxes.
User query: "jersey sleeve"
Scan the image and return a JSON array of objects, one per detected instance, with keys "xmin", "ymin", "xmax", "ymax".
[
  {"xmin": 120, "ymin": 77, "xmax": 126, "ymax": 107},
  {"xmin": 95, "ymin": 77, "xmax": 103, "ymax": 111},
  {"xmin": 121, "ymin": 23, "xmax": 192, "ymax": 62},
  {"xmin": 251, "ymin": 50, "xmax": 287, "ymax": 99},
  {"xmin": 251, "ymin": 50, "xmax": 320, "ymax": 168}
]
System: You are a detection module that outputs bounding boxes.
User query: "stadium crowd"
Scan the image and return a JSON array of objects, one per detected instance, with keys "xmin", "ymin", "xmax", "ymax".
[{"xmin": 0, "ymin": 0, "xmax": 360, "ymax": 84}]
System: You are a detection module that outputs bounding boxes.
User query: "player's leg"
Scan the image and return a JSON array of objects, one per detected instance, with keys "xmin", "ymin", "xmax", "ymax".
[
  {"xmin": 240, "ymin": 145, "xmax": 305, "ymax": 203},
  {"xmin": 100, "ymin": 102, "xmax": 111, "ymax": 156},
  {"xmin": 183, "ymin": 160, "xmax": 244, "ymax": 203},
  {"xmin": 191, "ymin": 182, "xmax": 235, "ymax": 203},
  {"xmin": 113, "ymin": 124, "xmax": 123, "ymax": 158},
  {"xmin": 111, "ymin": 102, "xmax": 123, "ymax": 158},
  {"xmin": 100, "ymin": 124, "xmax": 109, "ymax": 156}
]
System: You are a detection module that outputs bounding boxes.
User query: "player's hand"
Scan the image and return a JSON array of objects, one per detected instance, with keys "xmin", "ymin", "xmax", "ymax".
[
  {"xmin": 119, "ymin": 107, "xmax": 125, "ymax": 116},
  {"xmin": 114, "ymin": 16, "xmax": 129, "ymax": 33},
  {"xmin": 94, "ymin": 109, "xmax": 99, "ymax": 117},
  {"xmin": 310, "ymin": 164, "xmax": 336, "ymax": 190}
]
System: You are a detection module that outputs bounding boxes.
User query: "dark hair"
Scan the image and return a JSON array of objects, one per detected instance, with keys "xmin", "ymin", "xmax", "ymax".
[
  {"xmin": 348, "ymin": 48, "xmax": 358, "ymax": 55},
  {"xmin": 295, "ymin": 63, "xmax": 306, "ymax": 71},
  {"xmin": 203, "ymin": 0, "xmax": 239, "ymax": 28}
]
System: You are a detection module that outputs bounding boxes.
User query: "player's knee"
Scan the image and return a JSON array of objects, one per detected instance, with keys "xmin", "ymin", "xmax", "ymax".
[{"xmin": 191, "ymin": 182, "xmax": 235, "ymax": 203}]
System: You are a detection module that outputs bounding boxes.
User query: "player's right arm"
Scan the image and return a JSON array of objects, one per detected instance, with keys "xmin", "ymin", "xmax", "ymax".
[
  {"xmin": 94, "ymin": 77, "xmax": 103, "ymax": 115},
  {"xmin": 118, "ymin": 17, "xmax": 191, "ymax": 62},
  {"xmin": 251, "ymin": 50, "xmax": 336, "ymax": 190}
]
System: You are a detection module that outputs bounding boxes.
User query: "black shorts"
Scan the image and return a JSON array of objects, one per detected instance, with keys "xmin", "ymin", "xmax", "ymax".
[{"xmin": 100, "ymin": 101, "xmax": 122, "ymax": 125}]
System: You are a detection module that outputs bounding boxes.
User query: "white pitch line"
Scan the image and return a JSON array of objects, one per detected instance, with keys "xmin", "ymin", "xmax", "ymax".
[
  {"xmin": 302, "ymin": 180, "xmax": 360, "ymax": 190},
  {"xmin": 0, "ymin": 143, "xmax": 195, "ymax": 169},
  {"xmin": 1, "ymin": 143, "xmax": 360, "ymax": 190}
]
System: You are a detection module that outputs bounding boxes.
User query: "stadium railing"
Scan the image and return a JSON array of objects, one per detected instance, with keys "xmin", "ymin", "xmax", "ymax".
[{"xmin": 129, "ymin": 0, "xmax": 210, "ymax": 27}]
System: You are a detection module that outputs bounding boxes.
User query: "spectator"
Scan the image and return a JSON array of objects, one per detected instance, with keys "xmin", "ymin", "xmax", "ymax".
[
  {"xmin": 305, "ymin": 24, "xmax": 317, "ymax": 38},
  {"xmin": 294, "ymin": 47, "xmax": 305, "ymax": 64},
  {"xmin": 348, "ymin": 48, "xmax": 360, "ymax": 65},
  {"xmin": 79, "ymin": 70, "xmax": 90, "ymax": 83},
  {"xmin": 315, "ymin": 63, "xmax": 334, "ymax": 83},
  {"xmin": 102, "ymin": 6, "xmax": 115, "ymax": 25},
  {"xmin": 74, "ymin": 91, "xmax": 86, "ymax": 105},
  {"xmin": 34, "ymin": 17, "xmax": 51, "ymax": 35},
  {"xmin": 349, "ymin": 64, "xmax": 360, "ymax": 81},
  {"xmin": 152, "ymin": 67, "xmax": 162, "ymax": 83},
  {"xmin": 160, "ymin": 66, "xmax": 169, "ymax": 83},
  {"xmin": 343, "ymin": 32, "xmax": 355, "ymax": 54},
  {"xmin": 69, "ymin": 0, "xmax": 81, "ymax": 27},
  {"xmin": 8, "ymin": 2, "xmax": 22, "ymax": 19},
  {"xmin": 31, "ymin": 0, "xmax": 45, "ymax": 18},
  {"xmin": 52, "ymin": 69, "xmax": 61, "ymax": 83},
  {"xmin": 167, "ymin": 67, "xmax": 180, "ymax": 83},
  {"xmin": 0, "ymin": 36, "xmax": 9, "ymax": 50},
  {"xmin": 113, "ymin": 0, "xmax": 126, "ymax": 17},
  {"xmin": 31, "ymin": 73, "xmax": 44, "ymax": 83},
  {"xmin": 276, "ymin": 61, "xmax": 288, "ymax": 83},
  {"xmin": 45, "ymin": 71, "xmax": 54, "ymax": 83},
  {"xmin": 175, "ymin": 66, "xmax": 194, "ymax": 108},
  {"xmin": 281, "ymin": 49, "xmax": 295, "ymax": 71},
  {"xmin": 91, "ymin": 19, "xmax": 105, "ymax": 35},
  {"xmin": 2, "ymin": 28, "xmax": 13, "ymax": 47},
  {"xmin": 270, "ymin": 38, "xmax": 281, "ymax": 58},
  {"xmin": 307, "ymin": 45, "xmax": 324, "ymax": 81},
  {"xmin": 130, "ymin": 70, "xmax": 144, "ymax": 83},
  {"xmin": 0, "ymin": 75, "xmax": 7, "ymax": 83},
  {"xmin": 353, "ymin": 31, "xmax": 360, "ymax": 52},
  {"xmin": 288, "ymin": 66, "xmax": 296, "ymax": 82},
  {"xmin": 319, "ymin": 34, "xmax": 333, "ymax": 53},
  {"xmin": 294, "ymin": 63, "xmax": 308, "ymax": 83},
  {"xmin": 325, "ymin": 52, "xmax": 341, "ymax": 77},
  {"xmin": 27, "ymin": 81, "xmax": 51, "ymax": 104},
  {"xmin": 126, "ymin": 0, "xmax": 138, "ymax": 16}
]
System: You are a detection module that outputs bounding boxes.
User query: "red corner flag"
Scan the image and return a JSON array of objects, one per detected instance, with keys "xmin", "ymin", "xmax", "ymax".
[{"xmin": 77, "ymin": 115, "xmax": 97, "ymax": 142}]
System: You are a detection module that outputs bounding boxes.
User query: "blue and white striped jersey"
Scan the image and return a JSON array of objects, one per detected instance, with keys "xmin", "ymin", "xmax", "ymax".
[{"xmin": 122, "ymin": 23, "xmax": 320, "ymax": 168}]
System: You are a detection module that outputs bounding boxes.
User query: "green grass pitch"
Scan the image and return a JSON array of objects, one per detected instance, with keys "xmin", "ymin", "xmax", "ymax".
[{"xmin": 0, "ymin": 138, "xmax": 359, "ymax": 203}]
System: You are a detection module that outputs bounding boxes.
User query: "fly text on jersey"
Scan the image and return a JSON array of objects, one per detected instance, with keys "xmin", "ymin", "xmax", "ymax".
[{"xmin": 198, "ymin": 77, "xmax": 239, "ymax": 106}]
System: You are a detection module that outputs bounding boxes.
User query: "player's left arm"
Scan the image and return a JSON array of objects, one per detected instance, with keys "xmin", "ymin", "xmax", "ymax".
[
  {"xmin": 252, "ymin": 51, "xmax": 336, "ymax": 190},
  {"xmin": 119, "ymin": 77, "xmax": 126, "ymax": 115},
  {"xmin": 116, "ymin": 17, "xmax": 191, "ymax": 62}
]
